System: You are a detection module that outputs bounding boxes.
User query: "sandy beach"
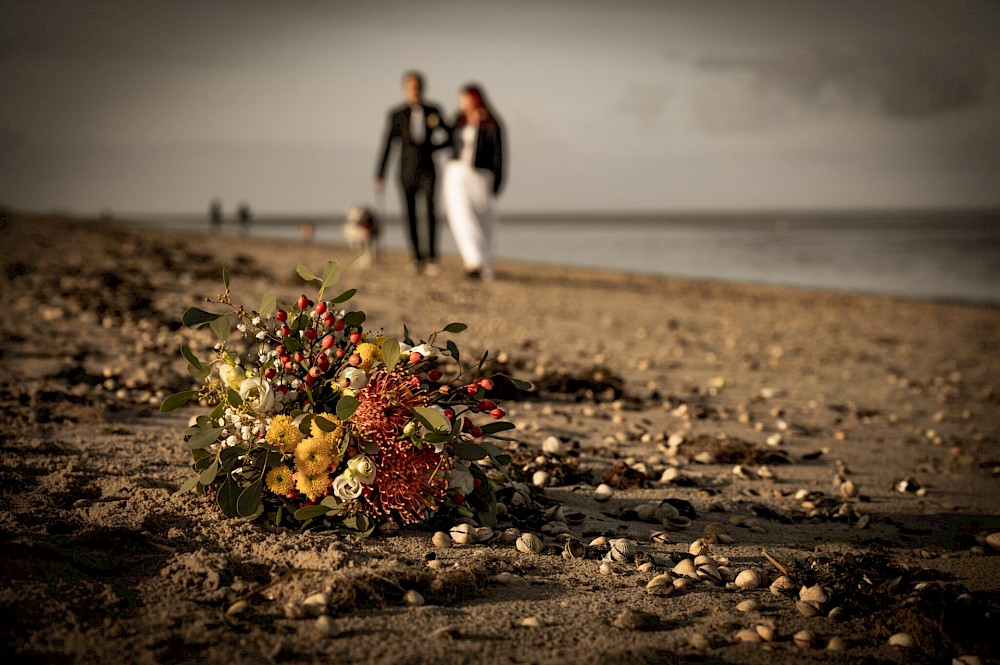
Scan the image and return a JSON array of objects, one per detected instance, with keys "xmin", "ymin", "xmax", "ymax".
[{"xmin": 2, "ymin": 216, "xmax": 999, "ymax": 665}]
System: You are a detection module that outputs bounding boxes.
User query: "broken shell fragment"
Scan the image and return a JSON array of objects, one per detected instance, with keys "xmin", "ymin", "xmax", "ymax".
[
  {"xmin": 563, "ymin": 538, "xmax": 586, "ymax": 560},
  {"xmin": 770, "ymin": 575, "xmax": 795, "ymax": 596},
  {"xmin": 589, "ymin": 536, "xmax": 609, "ymax": 548}
]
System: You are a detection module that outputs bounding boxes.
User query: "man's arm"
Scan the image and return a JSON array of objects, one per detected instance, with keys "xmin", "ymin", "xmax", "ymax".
[
  {"xmin": 376, "ymin": 111, "xmax": 398, "ymax": 185},
  {"xmin": 428, "ymin": 106, "xmax": 453, "ymax": 152}
]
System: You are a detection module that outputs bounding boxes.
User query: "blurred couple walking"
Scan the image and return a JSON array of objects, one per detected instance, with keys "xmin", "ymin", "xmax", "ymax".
[{"xmin": 375, "ymin": 71, "xmax": 504, "ymax": 279}]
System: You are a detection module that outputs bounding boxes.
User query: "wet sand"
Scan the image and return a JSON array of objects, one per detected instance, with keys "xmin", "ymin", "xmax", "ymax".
[{"xmin": 1, "ymin": 217, "xmax": 999, "ymax": 664}]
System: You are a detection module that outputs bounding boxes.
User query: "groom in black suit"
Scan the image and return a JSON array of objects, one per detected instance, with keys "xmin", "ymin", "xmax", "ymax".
[{"xmin": 375, "ymin": 71, "xmax": 448, "ymax": 274}]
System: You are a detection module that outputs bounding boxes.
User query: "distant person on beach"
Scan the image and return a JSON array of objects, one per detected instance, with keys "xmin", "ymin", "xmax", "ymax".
[
  {"xmin": 444, "ymin": 84, "xmax": 504, "ymax": 280},
  {"xmin": 209, "ymin": 199, "xmax": 223, "ymax": 232},
  {"xmin": 237, "ymin": 203, "xmax": 251, "ymax": 235},
  {"xmin": 375, "ymin": 71, "xmax": 449, "ymax": 275}
]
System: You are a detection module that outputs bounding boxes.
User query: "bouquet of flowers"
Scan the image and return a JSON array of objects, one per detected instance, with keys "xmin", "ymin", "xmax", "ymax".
[{"xmin": 161, "ymin": 261, "xmax": 525, "ymax": 535}]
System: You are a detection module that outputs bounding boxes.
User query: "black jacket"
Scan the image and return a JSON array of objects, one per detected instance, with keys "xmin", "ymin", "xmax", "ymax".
[
  {"xmin": 449, "ymin": 115, "xmax": 504, "ymax": 195},
  {"xmin": 376, "ymin": 103, "xmax": 448, "ymax": 189}
]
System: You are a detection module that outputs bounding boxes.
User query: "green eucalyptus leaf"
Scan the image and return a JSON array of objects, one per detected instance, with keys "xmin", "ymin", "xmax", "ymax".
[
  {"xmin": 297, "ymin": 413, "xmax": 314, "ymax": 435},
  {"xmin": 210, "ymin": 315, "xmax": 231, "ymax": 343},
  {"xmin": 331, "ymin": 288, "xmax": 356, "ymax": 304},
  {"xmin": 413, "ymin": 406, "xmax": 449, "ymax": 432},
  {"xmin": 319, "ymin": 260, "xmax": 341, "ymax": 297},
  {"xmin": 283, "ymin": 336, "xmax": 301, "ymax": 353},
  {"xmin": 402, "ymin": 324, "xmax": 414, "ymax": 346},
  {"xmin": 259, "ymin": 291, "xmax": 277, "ymax": 316},
  {"xmin": 381, "ymin": 337, "xmax": 400, "ymax": 368},
  {"xmin": 336, "ymin": 395, "xmax": 359, "ymax": 421},
  {"xmin": 296, "ymin": 264, "xmax": 317, "ymax": 281},
  {"xmin": 446, "ymin": 340, "xmax": 460, "ymax": 363},
  {"xmin": 480, "ymin": 422, "xmax": 515, "ymax": 435},
  {"xmin": 236, "ymin": 478, "xmax": 263, "ymax": 517},
  {"xmin": 175, "ymin": 475, "xmax": 201, "ymax": 495},
  {"xmin": 180, "ymin": 346, "xmax": 205, "ymax": 372},
  {"xmin": 222, "ymin": 267, "xmax": 230, "ymax": 290},
  {"xmin": 219, "ymin": 445, "xmax": 244, "ymax": 470},
  {"xmin": 216, "ymin": 477, "xmax": 240, "ymax": 517},
  {"xmin": 342, "ymin": 311, "xmax": 365, "ymax": 328},
  {"xmin": 209, "ymin": 401, "xmax": 226, "ymax": 422},
  {"xmin": 182, "ymin": 307, "xmax": 221, "ymax": 329},
  {"xmin": 187, "ymin": 363, "xmax": 209, "ymax": 381},
  {"xmin": 443, "ymin": 322, "xmax": 467, "ymax": 333},
  {"xmin": 451, "ymin": 439, "xmax": 488, "ymax": 461},
  {"xmin": 160, "ymin": 390, "xmax": 197, "ymax": 412},
  {"xmin": 187, "ymin": 427, "xmax": 223, "ymax": 449},
  {"xmin": 314, "ymin": 416, "xmax": 338, "ymax": 432},
  {"xmin": 199, "ymin": 460, "xmax": 220, "ymax": 485},
  {"xmin": 294, "ymin": 505, "xmax": 333, "ymax": 521},
  {"xmin": 227, "ymin": 387, "xmax": 243, "ymax": 407}
]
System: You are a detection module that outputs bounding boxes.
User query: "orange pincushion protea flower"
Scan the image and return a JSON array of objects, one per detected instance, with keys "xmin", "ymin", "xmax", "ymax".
[
  {"xmin": 362, "ymin": 441, "xmax": 450, "ymax": 524},
  {"xmin": 352, "ymin": 369, "xmax": 426, "ymax": 446}
]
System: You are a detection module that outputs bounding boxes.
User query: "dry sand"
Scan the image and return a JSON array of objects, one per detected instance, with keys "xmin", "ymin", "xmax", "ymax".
[{"xmin": 1, "ymin": 217, "xmax": 999, "ymax": 664}]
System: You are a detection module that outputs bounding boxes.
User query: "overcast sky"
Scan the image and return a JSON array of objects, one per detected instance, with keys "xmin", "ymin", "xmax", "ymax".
[{"xmin": 1, "ymin": 0, "xmax": 998, "ymax": 215}]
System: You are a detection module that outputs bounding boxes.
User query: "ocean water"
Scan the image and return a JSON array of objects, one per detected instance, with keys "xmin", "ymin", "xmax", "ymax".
[{"xmin": 121, "ymin": 211, "xmax": 1000, "ymax": 304}]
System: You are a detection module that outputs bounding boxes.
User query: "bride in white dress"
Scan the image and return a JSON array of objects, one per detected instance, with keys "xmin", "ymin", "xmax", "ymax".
[{"xmin": 443, "ymin": 85, "xmax": 504, "ymax": 280}]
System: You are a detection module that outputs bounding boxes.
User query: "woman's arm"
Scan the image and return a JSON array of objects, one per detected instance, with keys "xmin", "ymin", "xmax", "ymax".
[{"xmin": 492, "ymin": 122, "xmax": 504, "ymax": 195}]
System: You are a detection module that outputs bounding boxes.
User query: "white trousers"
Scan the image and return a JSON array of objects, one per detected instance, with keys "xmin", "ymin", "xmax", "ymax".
[{"xmin": 444, "ymin": 161, "xmax": 498, "ymax": 276}]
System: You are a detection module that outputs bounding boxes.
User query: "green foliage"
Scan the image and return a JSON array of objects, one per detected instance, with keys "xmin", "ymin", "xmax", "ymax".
[
  {"xmin": 412, "ymin": 406, "xmax": 449, "ymax": 433},
  {"xmin": 381, "ymin": 337, "xmax": 400, "ymax": 368},
  {"xmin": 160, "ymin": 390, "xmax": 197, "ymax": 412},
  {"xmin": 331, "ymin": 288, "xmax": 356, "ymax": 304},
  {"xmin": 187, "ymin": 427, "xmax": 223, "ymax": 450},
  {"xmin": 209, "ymin": 315, "xmax": 231, "ymax": 343},
  {"xmin": 182, "ymin": 307, "xmax": 221, "ymax": 328},
  {"xmin": 336, "ymin": 395, "xmax": 359, "ymax": 421},
  {"xmin": 451, "ymin": 439, "xmax": 488, "ymax": 460},
  {"xmin": 236, "ymin": 478, "xmax": 264, "ymax": 517},
  {"xmin": 443, "ymin": 322, "xmax": 467, "ymax": 333},
  {"xmin": 259, "ymin": 292, "xmax": 276, "ymax": 316}
]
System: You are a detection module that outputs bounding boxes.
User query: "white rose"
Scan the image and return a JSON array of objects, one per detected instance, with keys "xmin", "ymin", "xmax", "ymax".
[
  {"xmin": 239, "ymin": 376, "xmax": 275, "ymax": 413},
  {"xmin": 347, "ymin": 454, "xmax": 376, "ymax": 484},
  {"xmin": 448, "ymin": 464, "xmax": 475, "ymax": 496},
  {"xmin": 408, "ymin": 343, "xmax": 437, "ymax": 358},
  {"xmin": 333, "ymin": 472, "xmax": 363, "ymax": 501},
  {"xmin": 219, "ymin": 364, "xmax": 245, "ymax": 390},
  {"xmin": 338, "ymin": 366, "xmax": 368, "ymax": 390}
]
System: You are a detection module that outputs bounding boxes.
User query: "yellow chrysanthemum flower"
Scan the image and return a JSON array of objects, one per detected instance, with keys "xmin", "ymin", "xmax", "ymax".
[
  {"xmin": 354, "ymin": 342, "xmax": 382, "ymax": 372},
  {"xmin": 295, "ymin": 436, "xmax": 335, "ymax": 475},
  {"xmin": 265, "ymin": 414, "xmax": 303, "ymax": 453},
  {"xmin": 265, "ymin": 465, "xmax": 294, "ymax": 495},
  {"xmin": 296, "ymin": 472, "xmax": 330, "ymax": 500}
]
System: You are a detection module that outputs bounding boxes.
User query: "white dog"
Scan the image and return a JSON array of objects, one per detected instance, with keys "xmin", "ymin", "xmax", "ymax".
[{"xmin": 344, "ymin": 205, "xmax": 380, "ymax": 269}]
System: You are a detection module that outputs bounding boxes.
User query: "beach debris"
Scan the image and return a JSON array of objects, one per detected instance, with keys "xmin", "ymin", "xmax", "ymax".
[
  {"xmin": 688, "ymin": 633, "xmax": 709, "ymax": 649},
  {"xmin": 404, "ymin": 590, "xmax": 425, "ymax": 607},
  {"xmin": 499, "ymin": 528, "xmax": 521, "ymax": 545},
  {"xmin": 894, "ymin": 477, "xmax": 925, "ymax": 495},
  {"xmin": 736, "ymin": 599, "xmax": 758, "ymax": 612},
  {"xmin": 735, "ymin": 628, "xmax": 761, "ymax": 643},
  {"xmin": 315, "ymin": 614, "xmax": 336, "ymax": 636},
  {"xmin": 646, "ymin": 574, "xmax": 675, "ymax": 596},
  {"xmin": 515, "ymin": 532, "xmax": 543, "ymax": 554},
  {"xmin": 855, "ymin": 514, "xmax": 871, "ymax": 530},
  {"xmin": 593, "ymin": 483, "xmax": 614, "ymax": 502},
  {"xmin": 770, "ymin": 575, "xmax": 795, "ymax": 596},
  {"xmin": 540, "ymin": 435, "xmax": 564, "ymax": 455},
  {"xmin": 599, "ymin": 562, "xmax": 614, "ymax": 576},
  {"xmin": 225, "ymin": 599, "xmax": 249, "ymax": 617},
  {"xmin": 888, "ymin": 633, "xmax": 914, "ymax": 648},
  {"xmin": 492, "ymin": 572, "xmax": 529, "ymax": 587},
  {"xmin": 755, "ymin": 624, "xmax": 775, "ymax": 642},
  {"xmin": 450, "ymin": 523, "xmax": 477, "ymax": 545},
  {"xmin": 761, "ymin": 549, "xmax": 791, "ymax": 577},
  {"xmin": 432, "ymin": 531, "xmax": 453, "ymax": 549},
  {"xmin": 532, "ymin": 470, "xmax": 550, "ymax": 487},
  {"xmin": 826, "ymin": 636, "xmax": 846, "ymax": 651},
  {"xmin": 839, "ymin": 479, "xmax": 859, "ymax": 498},
  {"xmin": 672, "ymin": 559, "xmax": 696, "ymax": 578},
  {"xmin": 984, "ymin": 532, "xmax": 1000, "ymax": 550},
  {"xmin": 735, "ymin": 569, "xmax": 762, "ymax": 589},
  {"xmin": 562, "ymin": 538, "xmax": 585, "ymax": 560},
  {"xmin": 601, "ymin": 461, "xmax": 647, "ymax": 489},
  {"xmin": 302, "ymin": 592, "xmax": 329, "ymax": 616},
  {"xmin": 431, "ymin": 626, "xmax": 460, "ymax": 639},
  {"xmin": 611, "ymin": 607, "xmax": 659, "ymax": 631},
  {"xmin": 519, "ymin": 616, "xmax": 544, "ymax": 628}
]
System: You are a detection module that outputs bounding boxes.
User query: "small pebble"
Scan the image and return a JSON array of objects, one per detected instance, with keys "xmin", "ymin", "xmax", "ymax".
[
  {"xmin": 611, "ymin": 607, "xmax": 659, "ymax": 631},
  {"xmin": 519, "ymin": 616, "xmax": 544, "ymax": 628}
]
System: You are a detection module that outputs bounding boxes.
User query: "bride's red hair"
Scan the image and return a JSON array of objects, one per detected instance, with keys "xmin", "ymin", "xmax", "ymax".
[{"xmin": 459, "ymin": 84, "xmax": 492, "ymax": 124}]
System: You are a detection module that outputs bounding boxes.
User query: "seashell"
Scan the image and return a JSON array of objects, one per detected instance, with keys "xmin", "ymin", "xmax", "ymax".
[
  {"xmin": 519, "ymin": 616, "xmax": 544, "ymax": 628},
  {"xmin": 476, "ymin": 526, "xmax": 495, "ymax": 542},
  {"xmin": 542, "ymin": 521, "xmax": 571, "ymax": 536},
  {"xmin": 562, "ymin": 538, "xmax": 585, "ymax": 560},
  {"xmin": 735, "ymin": 628, "xmax": 762, "ymax": 643},
  {"xmin": 283, "ymin": 601, "xmax": 304, "ymax": 619},
  {"xmin": 516, "ymin": 532, "xmax": 543, "ymax": 554},
  {"xmin": 430, "ymin": 625, "xmax": 459, "ymax": 639},
  {"xmin": 755, "ymin": 624, "xmax": 774, "ymax": 642},
  {"xmin": 226, "ymin": 599, "xmax": 249, "ymax": 616},
  {"xmin": 693, "ymin": 554, "xmax": 713, "ymax": 566},
  {"xmin": 757, "ymin": 465, "xmax": 775, "ymax": 480},
  {"xmin": 717, "ymin": 566, "xmax": 736, "ymax": 582},
  {"xmin": 888, "ymin": 633, "xmax": 914, "ymax": 648},
  {"xmin": 735, "ymin": 569, "xmax": 761, "ymax": 589},
  {"xmin": 716, "ymin": 533, "xmax": 735, "ymax": 544},
  {"xmin": 855, "ymin": 514, "xmax": 870, "ymax": 530},
  {"xmin": 302, "ymin": 592, "xmax": 329, "ymax": 616},
  {"xmin": 770, "ymin": 575, "xmax": 795, "ymax": 596},
  {"xmin": 499, "ymin": 527, "xmax": 521, "ymax": 545},
  {"xmin": 985, "ymin": 532, "xmax": 1000, "ymax": 550},
  {"xmin": 650, "ymin": 531, "xmax": 671, "ymax": 544},
  {"xmin": 689, "ymin": 539, "xmax": 707, "ymax": 556},
  {"xmin": 736, "ymin": 599, "xmax": 758, "ymax": 612},
  {"xmin": 660, "ymin": 467, "xmax": 681, "ymax": 484},
  {"xmin": 704, "ymin": 522, "xmax": 728, "ymax": 535},
  {"xmin": 532, "ymin": 470, "xmax": 550, "ymax": 487},
  {"xmin": 654, "ymin": 502, "xmax": 681, "ymax": 521},
  {"xmin": 315, "ymin": 614, "xmax": 336, "ymax": 636},
  {"xmin": 541, "ymin": 435, "xmax": 564, "ymax": 455},
  {"xmin": 495, "ymin": 502, "xmax": 508, "ymax": 515},
  {"xmin": 796, "ymin": 601, "xmax": 820, "ymax": 617},
  {"xmin": 593, "ymin": 483, "xmax": 614, "ymax": 502},
  {"xmin": 826, "ymin": 636, "xmax": 846, "ymax": 651},
  {"xmin": 799, "ymin": 584, "xmax": 828, "ymax": 607},
  {"xmin": 450, "ymin": 523, "xmax": 478, "ymax": 545},
  {"xmin": 432, "ymin": 531, "xmax": 453, "ymax": 548},
  {"xmin": 954, "ymin": 656, "xmax": 982, "ymax": 665},
  {"xmin": 646, "ymin": 574, "xmax": 675, "ymax": 596},
  {"xmin": 492, "ymin": 572, "xmax": 529, "ymax": 587},
  {"xmin": 635, "ymin": 503, "xmax": 658, "ymax": 522},
  {"xmin": 673, "ymin": 577, "xmax": 690, "ymax": 589},
  {"xmin": 672, "ymin": 559, "xmax": 697, "ymax": 577},
  {"xmin": 589, "ymin": 536, "xmax": 609, "ymax": 548},
  {"xmin": 713, "ymin": 555, "xmax": 730, "ymax": 566},
  {"xmin": 544, "ymin": 505, "xmax": 565, "ymax": 522},
  {"xmin": 609, "ymin": 538, "xmax": 637, "ymax": 562},
  {"xmin": 637, "ymin": 561, "xmax": 655, "ymax": 573},
  {"xmin": 793, "ymin": 629, "xmax": 815, "ymax": 649},
  {"xmin": 404, "ymin": 590, "xmax": 425, "ymax": 607},
  {"xmin": 663, "ymin": 516, "xmax": 691, "ymax": 531},
  {"xmin": 840, "ymin": 480, "xmax": 859, "ymax": 498},
  {"xmin": 599, "ymin": 562, "xmax": 614, "ymax": 575},
  {"xmin": 827, "ymin": 606, "xmax": 844, "ymax": 620},
  {"xmin": 696, "ymin": 564, "xmax": 722, "ymax": 584},
  {"xmin": 688, "ymin": 633, "xmax": 709, "ymax": 649}
]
